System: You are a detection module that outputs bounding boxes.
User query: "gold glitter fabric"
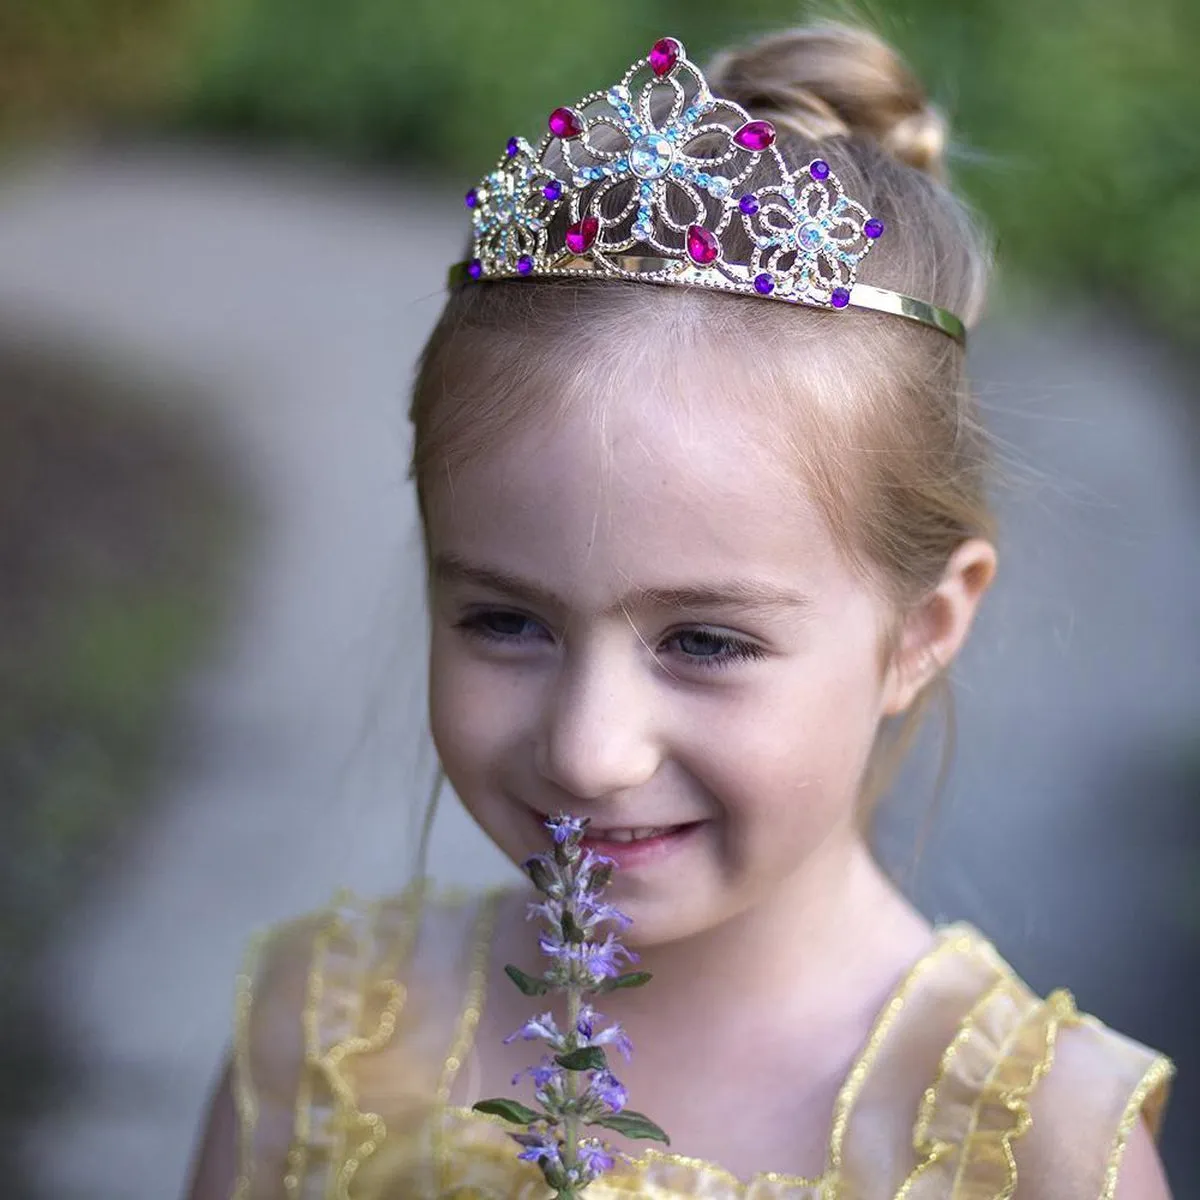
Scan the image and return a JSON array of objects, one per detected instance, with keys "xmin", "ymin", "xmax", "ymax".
[{"xmin": 230, "ymin": 886, "xmax": 1173, "ymax": 1199}]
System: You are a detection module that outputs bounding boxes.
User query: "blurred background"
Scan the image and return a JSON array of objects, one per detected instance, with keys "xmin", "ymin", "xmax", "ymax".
[{"xmin": 0, "ymin": 1, "xmax": 1196, "ymax": 1196}]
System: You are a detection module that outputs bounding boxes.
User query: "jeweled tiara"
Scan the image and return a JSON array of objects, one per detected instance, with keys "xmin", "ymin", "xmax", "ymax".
[{"xmin": 449, "ymin": 37, "xmax": 965, "ymax": 344}]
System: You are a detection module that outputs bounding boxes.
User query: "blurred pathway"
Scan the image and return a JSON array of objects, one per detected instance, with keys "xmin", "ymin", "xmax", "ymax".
[{"xmin": 0, "ymin": 144, "xmax": 1195, "ymax": 1197}]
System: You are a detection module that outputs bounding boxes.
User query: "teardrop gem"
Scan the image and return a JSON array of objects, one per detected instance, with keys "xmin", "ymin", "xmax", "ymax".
[
  {"xmin": 686, "ymin": 224, "xmax": 720, "ymax": 266},
  {"xmin": 549, "ymin": 107, "xmax": 584, "ymax": 139},
  {"xmin": 566, "ymin": 216, "xmax": 600, "ymax": 255},
  {"xmin": 733, "ymin": 121, "xmax": 776, "ymax": 152},
  {"xmin": 649, "ymin": 37, "xmax": 682, "ymax": 77}
]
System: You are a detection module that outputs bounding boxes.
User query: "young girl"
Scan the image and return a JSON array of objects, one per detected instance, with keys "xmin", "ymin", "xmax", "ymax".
[{"xmin": 186, "ymin": 20, "xmax": 1174, "ymax": 1199}]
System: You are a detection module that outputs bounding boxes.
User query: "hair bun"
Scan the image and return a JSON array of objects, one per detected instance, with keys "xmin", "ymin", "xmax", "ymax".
[{"xmin": 706, "ymin": 21, "xmax": 949, "ymax": 180}]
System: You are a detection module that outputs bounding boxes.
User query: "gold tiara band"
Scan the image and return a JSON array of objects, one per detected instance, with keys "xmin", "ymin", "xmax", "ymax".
[{"xmin": 448, "ymin": 257, "xmax": 965, "ymax": 344}]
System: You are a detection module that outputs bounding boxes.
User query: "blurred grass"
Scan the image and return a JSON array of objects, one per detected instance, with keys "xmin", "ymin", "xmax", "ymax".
[
  {"xmin": 1, "ymin": 1, "xmax": 1197, "ymax": 342},
  {"xmin": 0, "ymin": 337, "xmax": 241, "ymax": 1125}
]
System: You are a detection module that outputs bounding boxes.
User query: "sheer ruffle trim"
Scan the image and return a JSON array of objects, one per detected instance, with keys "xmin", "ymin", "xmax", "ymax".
[
  {"xmin": 896, "ymin": 981, "xmax": 1079, "ymax": 1199},
  {"xmin": 1099, "ymin": 1053, "xmax": 1175, "ymax": 1200},
  {"xmin": 285, "ymin": 885, "xmax": 426, "ymax": 1199}
]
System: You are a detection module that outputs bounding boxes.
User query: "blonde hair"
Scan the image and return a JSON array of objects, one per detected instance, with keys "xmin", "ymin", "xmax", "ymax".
[{"xmin": 410, "ymin": 19, "xmax": 997, "ymax": 818}]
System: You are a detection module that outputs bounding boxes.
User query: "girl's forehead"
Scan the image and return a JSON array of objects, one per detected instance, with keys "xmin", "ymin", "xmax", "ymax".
[{"xmin": 425, "ymin": 376, "xmax": 849, "ymax": 598}]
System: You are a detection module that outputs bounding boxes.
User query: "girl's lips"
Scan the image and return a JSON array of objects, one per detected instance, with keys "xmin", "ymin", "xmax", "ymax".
[{"xmin": 579, "ymin": 821, "xmax": 705, "ymax": 868}]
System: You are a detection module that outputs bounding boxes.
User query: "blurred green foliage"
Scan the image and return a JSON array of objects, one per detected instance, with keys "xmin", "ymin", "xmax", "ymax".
[{"xmin": 170, "ymin": 0, "xmax": 1199, "ymax": 342}]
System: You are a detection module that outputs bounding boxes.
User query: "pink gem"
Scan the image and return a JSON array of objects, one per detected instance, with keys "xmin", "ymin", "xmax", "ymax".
[
  {"xmin": 649, "ymin": 37, "xmax": 682, "ymax": 77},
  {"xmin": 733, "ymin": 121, "xmax": 776, "ymax": 152},
  {"xmin": 686, "ymin": 224, "xmax": 720, "ymax": 266},
  {"xmin": 566, "ymin": 216, "xmax": 600, "ymax": 255},
  {"xmin": 549, "ymin": 106, "xmax": 583, "ymax": 139}
]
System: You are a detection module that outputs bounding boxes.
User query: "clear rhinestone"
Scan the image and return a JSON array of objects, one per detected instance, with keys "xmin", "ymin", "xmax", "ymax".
[
  {"xmin": 799, "ymin": 221, "xmax": 824, "ymax": 252},
  {"xmin": 707, "ymin": 176, "xmax": 731, "ymax": 199},
  {"xmin": 629, "ymin": 134, "xmax": 674, "ymax": 180}
]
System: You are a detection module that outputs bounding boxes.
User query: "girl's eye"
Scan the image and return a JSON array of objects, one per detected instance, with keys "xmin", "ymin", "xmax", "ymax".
[
  {"xmin": 456, "ymin": 609, "xmax": 551, "ymax": 645},
  {"xmin": 665, "ymin": 628, "xmax": 765, "ymax": 669}
]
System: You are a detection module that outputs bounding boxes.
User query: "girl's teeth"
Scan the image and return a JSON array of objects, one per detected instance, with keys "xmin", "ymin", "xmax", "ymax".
[{"xmin": 602, "ymin": 826, "xmax": 671, "ymax": 843}]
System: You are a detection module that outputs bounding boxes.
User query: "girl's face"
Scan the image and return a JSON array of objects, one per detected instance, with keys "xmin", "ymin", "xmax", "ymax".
[{"xmin": 426, "ymin": 367, "xmax": 906, "ymax": 946}]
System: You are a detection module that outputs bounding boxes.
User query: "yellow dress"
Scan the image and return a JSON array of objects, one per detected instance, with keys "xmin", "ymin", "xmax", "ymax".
[{"xmin": 229, "ymin": 885, "xmax": 1173, "ymax": 1200}]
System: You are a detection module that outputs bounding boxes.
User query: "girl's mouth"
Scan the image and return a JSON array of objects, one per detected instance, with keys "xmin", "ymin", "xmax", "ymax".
[{"xmin": 579, "ymin": 821, "xmax": 705, "ymax": 867}]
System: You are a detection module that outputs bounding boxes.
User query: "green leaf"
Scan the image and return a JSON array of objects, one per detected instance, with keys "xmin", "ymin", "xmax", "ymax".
[
  {"xmin": 504, "ymin": 964, "xmax": 550, "ymax": 996},
  {"xmin": 590, "ymin": 1109, "xmax": 671, "ymax": 1145},
  {"xmin": 596, "ymin": 970, "xmax": 653, "ymax": 992},
  {"xmin": 472, "ymin": 1097, "xmax": 541, "ymax": 1125},
  {"xmin": 554, "ymin": 1045, "xmax": 608, "ymax": 1072}
]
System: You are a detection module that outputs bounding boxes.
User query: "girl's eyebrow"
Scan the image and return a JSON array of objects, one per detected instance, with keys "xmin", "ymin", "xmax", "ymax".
[{"xmin": 432, "ymin": 554, "xmax": 812, "ymax": 617}]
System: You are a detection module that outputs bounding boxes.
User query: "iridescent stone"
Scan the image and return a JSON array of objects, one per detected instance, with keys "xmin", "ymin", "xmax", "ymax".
[
  {"xmin": 517, "ymin": 255, "xmax": 534, "ymax": 275},
  {"xmin": 798, "ymin": 222, "xmax": 824, "ymax": 252},
  {"xmin": 864, "ymin": 218, "xmax": 885, "ymax": 239},
  {"xmin": 830, "ymin": 287, "xmax": 851, "ymax": 308},
  {"xmin": 549, "ymin": 107, "xmax": 584, "ymax": 139},
  {"xmin": 707, "ymin": 176, "xmax": 731, "ymax": 199},
  {"xmin": 739, "ymin": 194, "xmax": 760, "ymax": 216},
  {"xmin": 565, "ymin": 216, "xmax": 600, "ymax": 255},
  {"xmin": 754, "ymin": 273, "xmax": 775, "ymax": 295},
  {"xmin": 467, "ymin": 259, "xmax": 483, "ymax": 279},
  {"xmin": 810, "ymin": 159, "xmax": 830, "ymax": 181},
  {"xmin": 464, "ymin": 188, "xmax": 479, "ymax": 209},
  {"xmin": 543, "ymin": 180, "xmax": 563, "ymax": 202},
  {"xmin": 649, "ymin": 37, "xmax": 682, "ymax": 77},
  {"xmin": 686, "ymin": 224, "xmax": 720, "ymax": 265},
  {"xmin": 733, "ymin": 120, "xmax": 776, "ymax": 152},
  {"xmin": 629, "ymin": 134, "xmax": 674, "ymax": 179},
  {"xmin": 506, "ymin": 137, "xmax": 520, "ymax": 157}
]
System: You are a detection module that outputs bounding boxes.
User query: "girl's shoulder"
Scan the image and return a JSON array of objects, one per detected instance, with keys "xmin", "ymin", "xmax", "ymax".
[
  {"xmin": 847, "ymin": 922, "xmax": 1174, "ymax": 1199},
  {"xmin": 228, "ymin": 881, "xmax": 501, "ymax": 1200}
]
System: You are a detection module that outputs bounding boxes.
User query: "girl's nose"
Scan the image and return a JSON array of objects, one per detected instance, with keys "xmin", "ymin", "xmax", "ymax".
[{"xmin": 534, "ymin": 647, "xmax": 660, "ymax": 801}]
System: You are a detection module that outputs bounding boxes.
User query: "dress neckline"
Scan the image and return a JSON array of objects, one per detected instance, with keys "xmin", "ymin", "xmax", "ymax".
[{"xmin": 442, "ymin": 890, "xmax": 984, "ymax": 1189}]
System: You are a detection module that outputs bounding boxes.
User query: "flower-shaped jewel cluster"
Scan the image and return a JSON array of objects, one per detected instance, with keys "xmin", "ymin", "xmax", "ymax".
[
  {"xmin": 472, "ymin": 814, "xmax": 668, "ymax": 1196},
  {"xmin": 457, "ymin": 36, "xmax": 887, "ymax": 310}
]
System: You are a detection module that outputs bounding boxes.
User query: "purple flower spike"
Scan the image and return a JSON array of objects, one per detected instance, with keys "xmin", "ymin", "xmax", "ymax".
[
  {"xmin": 590, "ymin": 1070, "xmax": 628, "ymax": 1113},
  {"xmin": 546, "ymin": 814, "xmax": 588, "ymax": 844},
  {"xmin": 810, "ymin": 159, "xmax": 830, "ymax": 181},
  {"xmin": 579, "ymin": 1140, "xmax": 616, "ymax": 1175},
  {"xmin": 864, "ymin": 218, "xmax": 885, "ymax": 239}
]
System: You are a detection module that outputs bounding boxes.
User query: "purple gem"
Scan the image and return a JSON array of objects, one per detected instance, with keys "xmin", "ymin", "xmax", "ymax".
[
  {"xmin": 543, "ymin": 180, "xmax": 563, "ymax": 202},
  {"xmin": 464, "ymin": 188, "xmax": 478, "ymax": 209},
  {"xmin": 738, "ymin": 194, "xmax": 760, "ymax": 216},
  {"xmin": 830, "ymin": 287, "xmax": 851, "ymax": 309},
  {"xmin": 506, "ymin": 137, "xmax": 520, "ymax": 157},
  {"xmin": 753, "ymin": 272, "xmax": 775, "ymax": 295},
  {"xmin": 810, "ymin": 159, "xmax": 830, "ymax": 181},
  {"xmin": 467, "ymin": 258, "xmax": 483, "ymax": 280},
  {"xmin": 864, "ymin": 218, "xmax": 885, "ymax": 239},
  {"xmin": 517, "ymin": 255, "xmax": 534, "ymax": 275}
]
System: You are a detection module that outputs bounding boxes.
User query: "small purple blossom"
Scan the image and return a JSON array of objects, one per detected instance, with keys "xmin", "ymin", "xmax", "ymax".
[
  {"xmin": 546, "ymin": 813, "xmax": 588, "ymax": 844},
  {"xmin": 579, "ymin": 932, "xmax": 639, "ymax": 982},
  {"xmin": 505, "ymin": 1012, "xmax": 565, "ymax": 1048},
  {"xmin": 589, "ymin": 1069, "xmax": 628, "ymax": 1113},
  {"xmin": 513, "ymin": 1128, "xmax": 562, "ymax": 1166},
  {"xmin": 578, "ymin": 1139, "xmax": 616, "ymax": 1175}
]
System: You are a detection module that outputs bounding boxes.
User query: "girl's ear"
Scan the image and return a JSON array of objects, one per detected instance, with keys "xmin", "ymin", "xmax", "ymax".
[{"xmin": 881, "ymin": 538, "xmax": 997, "ymax": 717}]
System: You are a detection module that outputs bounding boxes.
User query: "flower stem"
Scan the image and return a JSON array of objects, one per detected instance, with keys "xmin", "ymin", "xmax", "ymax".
[{"xmin": 565, "ymin": 981, "xmax": 581, "ymax": 1170}]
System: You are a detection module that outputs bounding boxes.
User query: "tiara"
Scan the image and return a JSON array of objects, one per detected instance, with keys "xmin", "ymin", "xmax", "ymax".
[{"xmin": 448, "ymin": 37, "xmax": 965, "ymax": 344}]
